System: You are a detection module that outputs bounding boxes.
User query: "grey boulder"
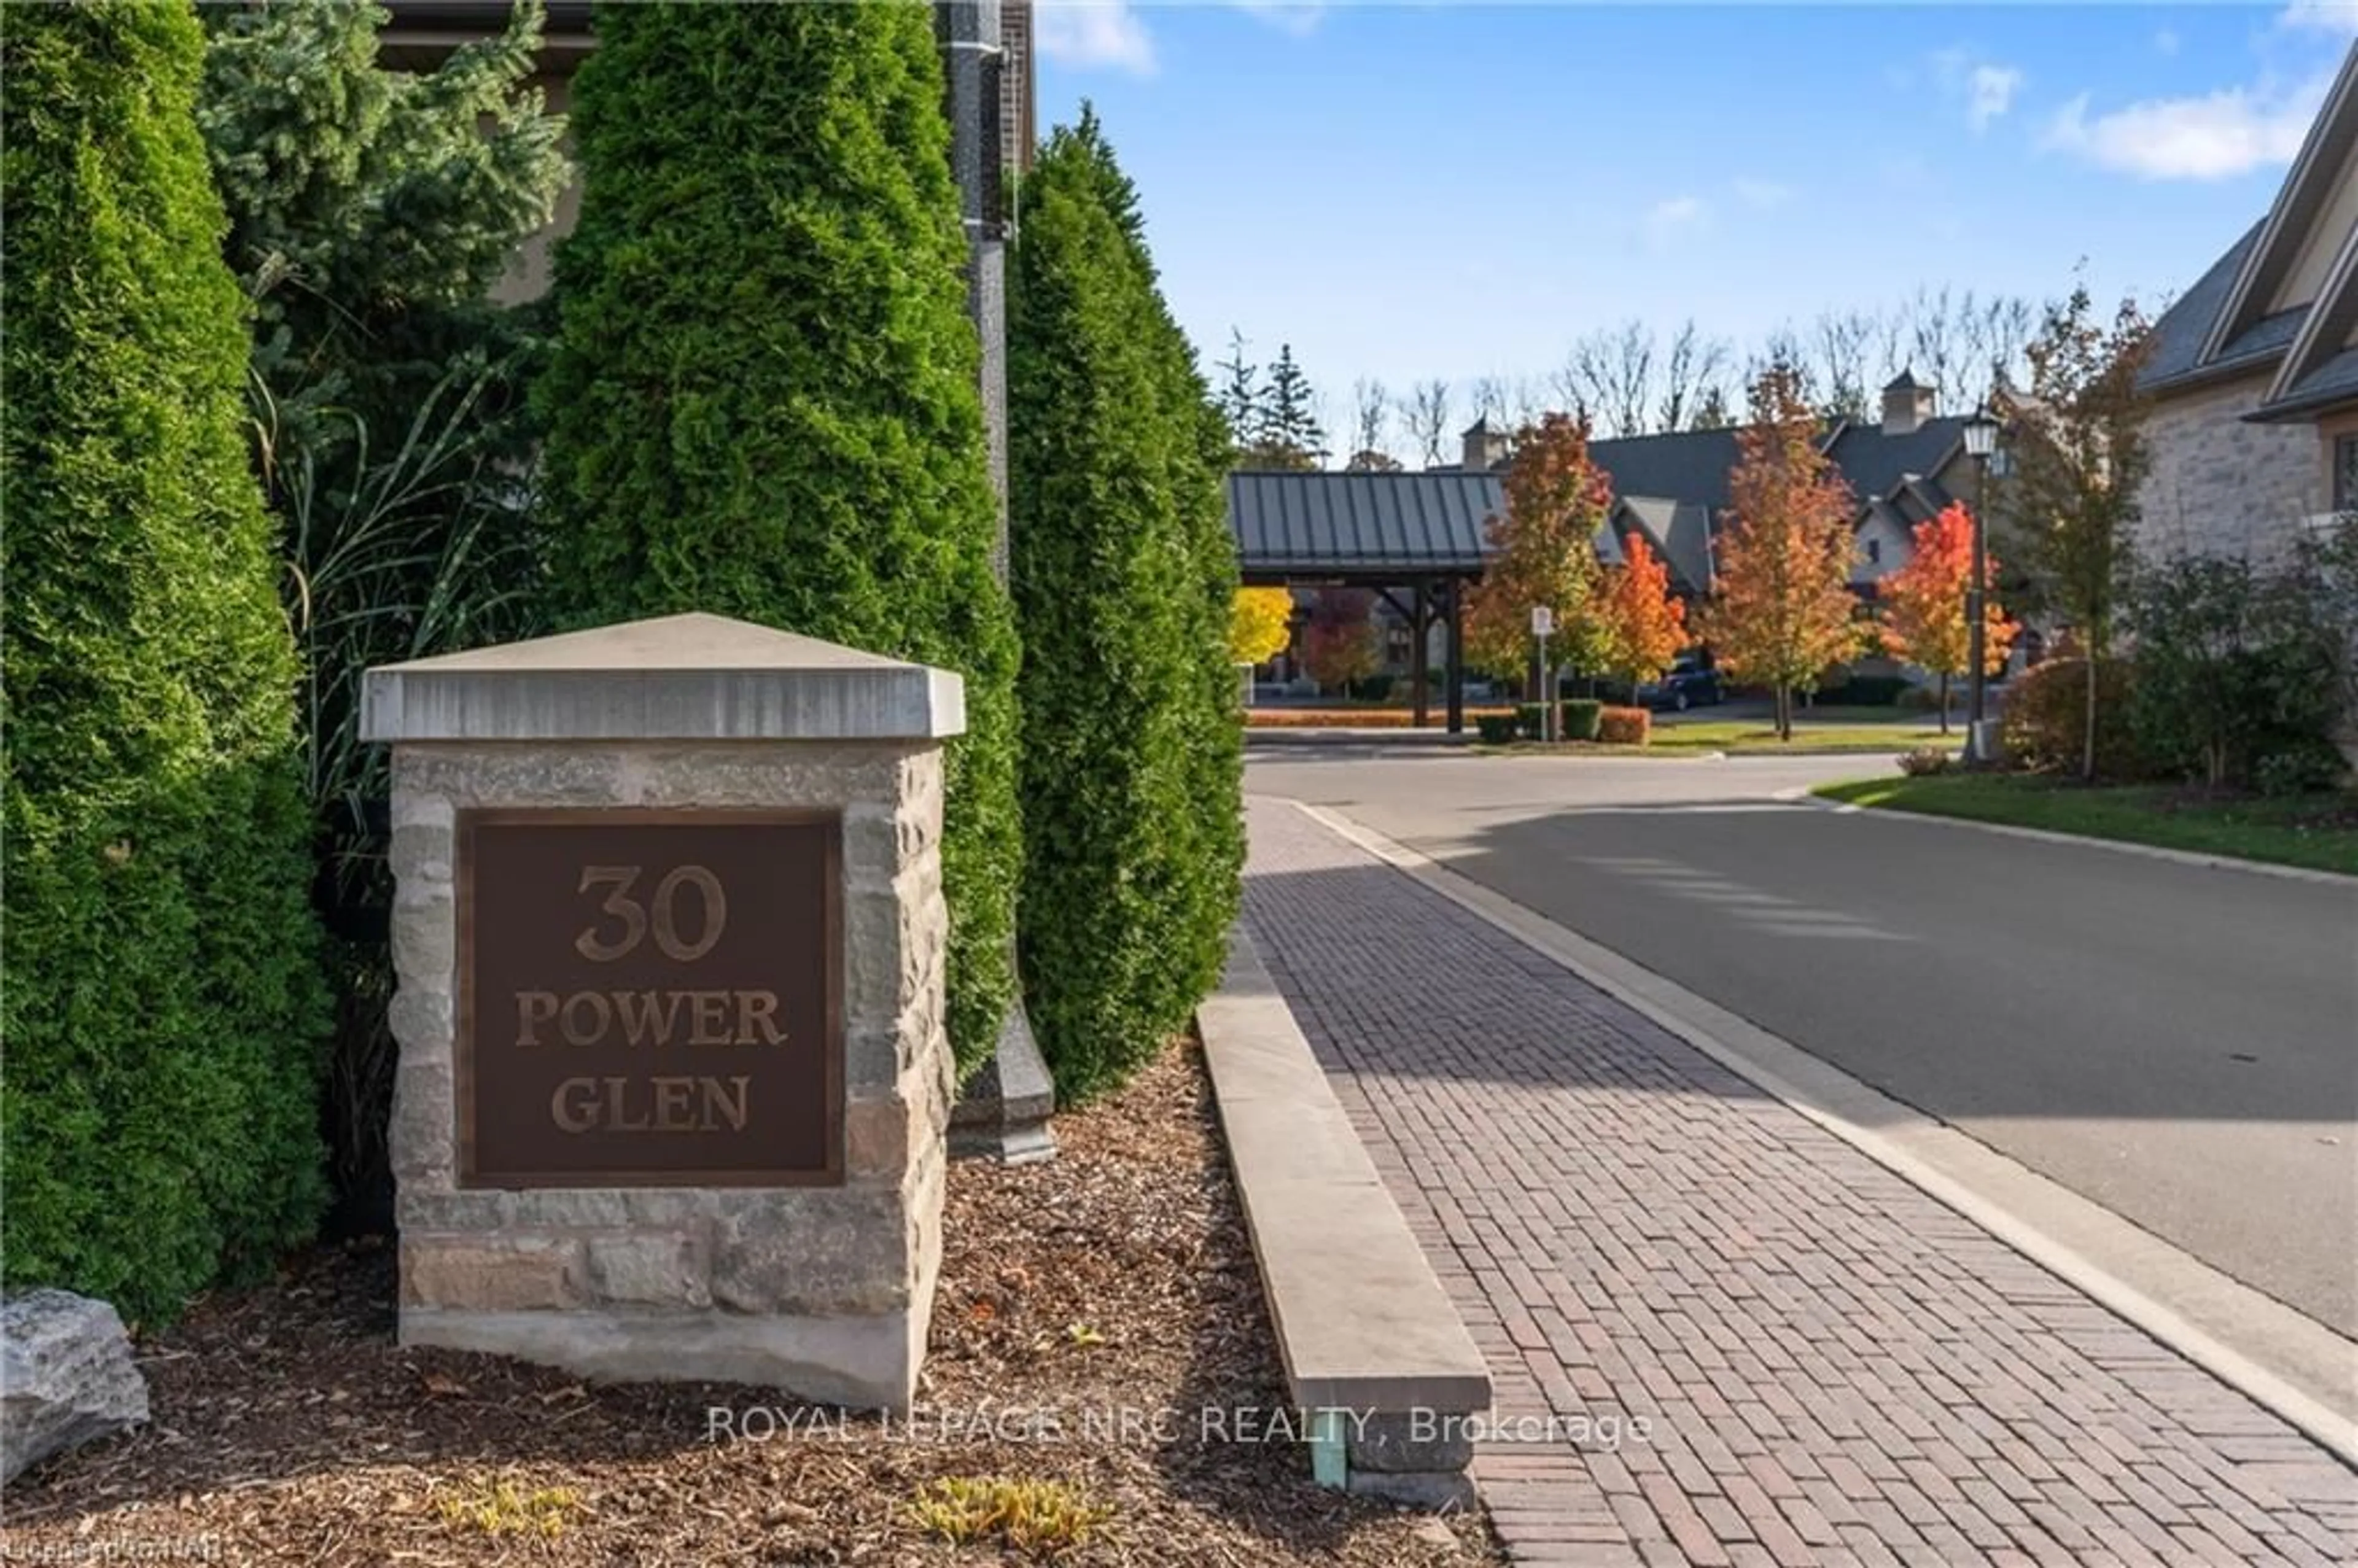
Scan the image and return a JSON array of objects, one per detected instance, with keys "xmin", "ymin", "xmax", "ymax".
[{"xmin": 1, "ymin": 1290, "xmax": 149, "ymax": 1486}]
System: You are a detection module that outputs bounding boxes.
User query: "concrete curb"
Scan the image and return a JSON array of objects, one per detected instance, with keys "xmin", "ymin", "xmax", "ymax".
[
  {"xmin": 1195, "ymin": 930, "xmax": 1490, "ymax": 1507},
  {"xmin": 1286, "ymin": 797, "xmax": 2358, "ymax": 1470},
  {"xmin": 1781, "ymin": 784, "xmax": 2358, "ymax": 887}
]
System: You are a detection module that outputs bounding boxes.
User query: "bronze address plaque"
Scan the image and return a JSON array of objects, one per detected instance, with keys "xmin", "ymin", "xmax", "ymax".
[{"xmin": 457, "ymin": 810, "xmax": 843, "ymax": 1187}]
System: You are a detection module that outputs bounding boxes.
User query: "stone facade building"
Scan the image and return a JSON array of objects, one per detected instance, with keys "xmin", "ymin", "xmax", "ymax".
[{"xmin": 2136, "ymin": 44, "xmax": 2358, "ymax": 564}]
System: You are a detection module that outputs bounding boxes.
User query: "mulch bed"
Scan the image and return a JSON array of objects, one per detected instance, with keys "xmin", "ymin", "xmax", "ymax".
[{"xmin": 0, "ymin": 1041, "xmax": 1501, "ymax": 1566}]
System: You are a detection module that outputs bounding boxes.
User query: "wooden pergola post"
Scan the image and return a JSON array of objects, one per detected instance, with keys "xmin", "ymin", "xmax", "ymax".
[
  {"xmin": 1444, "ymin": 579, "xmax": 1466, "ymax": 735},
  {"xmin": 1411, "ymin": 580, "xmax": 1431, "ymax": 728}
]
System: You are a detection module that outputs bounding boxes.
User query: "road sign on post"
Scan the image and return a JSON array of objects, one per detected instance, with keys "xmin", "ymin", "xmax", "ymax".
[{"xmin": 1528, "ymin": 606, "xmax": 1554, "ymax": 743}]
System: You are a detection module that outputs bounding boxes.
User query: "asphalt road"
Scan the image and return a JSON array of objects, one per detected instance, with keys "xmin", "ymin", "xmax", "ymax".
[{"xmin": 1247, "ymin": 747, "xmax": 2358, "ymax": 1337}]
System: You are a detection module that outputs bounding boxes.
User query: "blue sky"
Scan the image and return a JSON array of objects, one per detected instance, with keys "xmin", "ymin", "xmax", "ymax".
[{"xmin": 1032, "ymin": 1, "xmax": 2356, "ymax": 439}]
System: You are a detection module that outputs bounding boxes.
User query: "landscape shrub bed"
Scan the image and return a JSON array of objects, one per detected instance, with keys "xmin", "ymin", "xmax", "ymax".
[
  {"xmin": 1596, "ymin": 705, "xmax": 1651, "ymax": 745},
  {"xmin": 1561, "ymin": 698, "xmax": 1605, "ymax": 741},
  {"xmin": 2001, "ymin": 658, "xmax": 2142, "ymax": 778},
  {"xmin": 1247, "ymin": 707, "xmax": 1511, "ymax": 729}
]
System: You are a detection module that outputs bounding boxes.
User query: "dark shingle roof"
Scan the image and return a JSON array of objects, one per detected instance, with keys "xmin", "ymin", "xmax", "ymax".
[
  {"xmin": 1228, "ymin": 470, "xmax": 1498, "ymax": 575},
  {"xmin": 2138, "ymin": 222, "xmax": 2313, "ymax": 395},
  {"xmin": 2263, "ymin": 343, "xmax": 2358, "ymax": 419},
  {"xmin": 1589, "ymin": 427, "xmax": 1747, "ymax": 521},
  {"xmin": 1824, "ymin": 415, "xmax": 1966, "ymax": 502}
]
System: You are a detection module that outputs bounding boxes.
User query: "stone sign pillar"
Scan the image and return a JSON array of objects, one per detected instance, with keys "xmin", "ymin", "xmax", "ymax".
[{"xmin": 360, "ymin": 613, "xmax": 962, "ymax": 1412}]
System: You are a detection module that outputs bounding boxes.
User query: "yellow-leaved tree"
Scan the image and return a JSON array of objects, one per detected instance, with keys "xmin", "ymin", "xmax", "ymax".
[
  {"xmin": 1702, "ymin": 365, "xmax": 1861, "ymax": 740},
  {"xmin": 1229, "ymin": 586, "xmax": 1294, "ymax": 667}
]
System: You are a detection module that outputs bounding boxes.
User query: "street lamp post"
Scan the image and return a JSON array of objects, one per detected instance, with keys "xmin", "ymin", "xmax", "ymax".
[{"xmin": 1962, "ymin": 406, "xmax": 2001, "ymax": 765}]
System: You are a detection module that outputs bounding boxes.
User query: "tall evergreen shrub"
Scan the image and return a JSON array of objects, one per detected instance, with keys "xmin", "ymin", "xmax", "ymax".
[
  {"xmin": 2, "ymin": 0, "xmax": 328, "ymax": 1321},
  {"xmin": 535, "ymin": 0, "xmax": 1020, "ymax": 1071},
  {"xmin": 1008, "ymin": 111, "xmax": 1242, "ymax": 1099}
]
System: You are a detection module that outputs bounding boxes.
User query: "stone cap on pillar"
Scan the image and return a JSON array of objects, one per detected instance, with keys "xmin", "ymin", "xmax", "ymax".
[{"xmin": 360, "ymin": 613, "xmax": 966, "ymax": 743}]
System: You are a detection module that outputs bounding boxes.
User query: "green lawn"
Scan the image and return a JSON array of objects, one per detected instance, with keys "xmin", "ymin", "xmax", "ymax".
[
  {"xmin": 1649, "ymin": 721, "xmax": 1963, "ymax": 755},
  {"xmin": 1813, "ymin": 773, "xmax": 2358, "ymax": 876}
]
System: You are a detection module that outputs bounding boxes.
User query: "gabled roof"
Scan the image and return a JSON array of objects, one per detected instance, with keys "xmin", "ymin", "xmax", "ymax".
[
  {"xmin": 1824, "ymin": 416, "xmax": 1967, "ymax": 503},
  {"xmin": 2138, "ymin": 43, "xmax": 2358, "ymax": 421},
  {"xmin": 1610, "ymin": 495, "xmax": 1716, "ymax": 596},
  {"xmin": 1589, "ymin": 427, "xmax": 1747, "ymax": 522},
  {"xmin": 2262, "ymin": 219, "xmax": 2358, "ymax": 419}
]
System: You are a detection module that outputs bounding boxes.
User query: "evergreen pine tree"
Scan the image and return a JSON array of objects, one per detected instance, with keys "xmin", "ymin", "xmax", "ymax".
[
  {"xmin": 1213, "ymin": 328, "xmax": 1265, "ymax": 457},
  {"xmin": 197, "ymin": 0, "xmax": 566, "ymax": 463},
  {"xmin": 2, "ymin": 0, "xmax": 328, "ymax": 1320},
  {"xmin": 535, "ymin": 0, "xmax": 1022, "ymax": 1072},
  {"xmin": 1009, "ymin": 108, "xmax": 1241, "ymax": 1098},
  {"xmin": 1262, "ymin": 343, "xmax": 1328, "ymax": 468}
]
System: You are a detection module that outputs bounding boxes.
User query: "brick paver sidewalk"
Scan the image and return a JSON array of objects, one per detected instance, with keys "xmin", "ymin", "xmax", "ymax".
[{"xmin": 1242, "ymin": 800, "xmax": 2358, "ymax": 1568}]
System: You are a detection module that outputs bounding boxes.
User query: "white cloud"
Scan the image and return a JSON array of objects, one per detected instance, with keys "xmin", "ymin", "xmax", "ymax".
[
  {"xmin": 2154, "ymin": 28, "xmax": 2181, "ymax": 55},
  {"xmin": 1641, "ymin": 195, "xmax": 1709, "ymax": 246},
  {"xmin": 1967, "ymin": 63, "xmax": 2025, "ymax": 131},
  {"xmin": 1732, "ymin": 178, "xmax": 1794, "ymax": 210},
  {"xmin": 1926, "ymin": 49, "xmax": 2026, "ymax": 132},
  {"xmin": 1232, "ymin": 2, "xmax": 1327, "ymax": 37},
  {"xmin": 1035, "ymin": 2, "xmax": 1157, "ymax": 76},
  {"xmin": 2278, "ymin": 1, "xmax": 2358, "ymax": 34},
  {"xmin": 2045, "ymin": 71, "xmax": 2332, "ymax": 179}
]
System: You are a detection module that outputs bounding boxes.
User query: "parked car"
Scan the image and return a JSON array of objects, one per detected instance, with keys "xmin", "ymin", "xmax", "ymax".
[{"xmin": 1637, "ymin": 657, "xmax": 1722, "ymax": 712}]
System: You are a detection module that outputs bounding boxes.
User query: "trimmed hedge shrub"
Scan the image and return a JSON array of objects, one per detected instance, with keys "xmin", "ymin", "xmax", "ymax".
[
  {"xmin": 2, "ymin": 0, "xmax": 328, "ymax": 1322},
  {"xmin": 1008, "ymin": 110, "xmax": 1241, "ymax": 1100},
  {"xmin": 2001, "ymin": 658, "xmax": 2141, "ymax": 778},
  {"xmin": 1597, "ymin": 705, "xmax": 1651, "ymax": 745},
  {"xmin": 1562, "ymin": 699, "xmax": 1606, "ymax": 742},
  {"xmin": 1517, "ymin": 702, "xmax": 1554, "ymax": 740},
  {"xmin": 1476, "ymin": 713, "xmax": 1520, "ymax": 744},
  {"xmin": 533, "ymin": 1, "xmax": 1021, "ymax": 1074}
]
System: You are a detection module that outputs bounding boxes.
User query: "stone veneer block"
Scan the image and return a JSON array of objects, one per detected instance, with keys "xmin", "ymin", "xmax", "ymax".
[{"xmin": 362, "ymin": 615, "xmax": 963, "ymax": 1413}]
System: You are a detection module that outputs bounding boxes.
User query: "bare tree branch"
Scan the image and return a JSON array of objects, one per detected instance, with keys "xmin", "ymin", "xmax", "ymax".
[{"xmin": 1401, "ymin": 378, "xmax": 1452, "ymax": 468}]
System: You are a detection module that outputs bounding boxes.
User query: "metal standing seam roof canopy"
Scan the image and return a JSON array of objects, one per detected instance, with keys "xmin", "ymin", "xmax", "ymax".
[{"xmin": 1228, "ymin": 470, "xmax": 1500, "ymax": 578}]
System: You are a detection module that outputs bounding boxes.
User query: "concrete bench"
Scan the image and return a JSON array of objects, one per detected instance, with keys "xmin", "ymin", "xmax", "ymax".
[{"xmin": 1196, "ymin": 931, "xmax": 1492, "ymax": 1507}]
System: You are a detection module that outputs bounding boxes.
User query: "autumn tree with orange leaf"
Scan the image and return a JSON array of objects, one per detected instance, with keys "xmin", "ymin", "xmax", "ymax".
[
  {"xmin": 1702, "ymin": 364, "xmax": 1860, "ymax": 740},
  {"xmin": 1463, "ymin": 413, "xmax": 1613, "ymax": 692},
  {"xmin": 1878, "ymin": 502, "xmax": 2017, "ymax": 732},
  {"xmin": 1599, "ymin": 533, "xmax": 1687, "ymax": 692}
]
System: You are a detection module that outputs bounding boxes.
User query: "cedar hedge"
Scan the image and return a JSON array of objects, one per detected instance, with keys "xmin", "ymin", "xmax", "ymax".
[
  {"xmin": 1008, "ymin": 111, "xmax": 1241, "ymax": 1101},
  {"xmin": 1, "ymin": 0, "xmax": 329, "ymax": 1322},
  {"xmin": 533, "ymin": 0, "xmax": 1022, "ymax": 1074}
]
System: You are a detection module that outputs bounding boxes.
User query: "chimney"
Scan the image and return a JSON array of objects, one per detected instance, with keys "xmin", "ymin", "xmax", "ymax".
[
  {"xmin": 1460, "ymin": 416, "xmax": 1511, "ymax": 472},
  {"xmin": 1881, "ymin": 368, "xmax": 1934, "ymax": 436}
]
